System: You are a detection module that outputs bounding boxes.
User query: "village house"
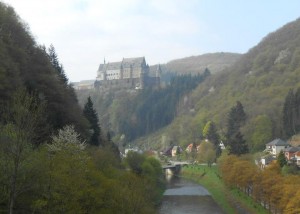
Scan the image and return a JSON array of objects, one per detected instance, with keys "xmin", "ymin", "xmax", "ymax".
[
  {"xmin": 295, "ymin": 151, "xmax": 300, "ymax": 166},
  {"xmin": 284, "ymin": 146, "xmax": 300, "ymax": 162},
  {"xmin": 185, "ymin": 143, "xmax": 193, "ymax": 153},
  {"xmin": 259, "ymin": 155, "xmax": 275, "ymax": 169},
  {"xmin": 162, "ymin": 145, "xmax": 183, "ymax": 157},
  {"xmin": 265, "ymin": 138, "xmax": 290, "ymax": 157},
  {"xmin": 259, "ymin": 138, "xmax": 290, "ymax": 168},
  {"xmin": 171, "ymin": 146, "xmax": 183, "ymax": 157},
  {"xmin": 219, "ymin": 141, "xmax": 226, "ymax": 150},
  {"xmin": 258, "ymin": 139, "xmax": 300, "ymax": 168}
]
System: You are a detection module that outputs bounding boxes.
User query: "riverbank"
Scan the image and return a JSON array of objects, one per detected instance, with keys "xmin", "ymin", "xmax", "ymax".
[
  {"xmin": 159, "ymin": 175, "xmax": 224, "ymax": 214},
  {"xmin": 181, "ymin": 165, "xmax": 268, "ymax": 214}
]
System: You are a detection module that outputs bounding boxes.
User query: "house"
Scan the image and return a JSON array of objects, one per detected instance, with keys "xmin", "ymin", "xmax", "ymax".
[
  {"xmin": 259, "ymin": 155, "xmax": 275, "ymax": 169},
  {"xmin": 186, "ymin": 144, "xmax": 193, "ymax": 153},
  {"xmin": 265, "ymin": 138, "xmax": 290, "ymax": 157},
  {"xmin": 284, "ymin": 146, "xmax": 300, "ymax": 161},
  {"xmin": 162, "ymin": 145, "xmax": 183, "ymax": 157},
  {"xmin": 186, "ymin": 143, "xmax": 198, "ymax": 153},
  {"xmin": 219, "ymin": 141, "xmax": 226, "ymax": 150},
  {"xmin": 162, "ymin": 146, "xmax": 173, "ymax": 157},
  {"xmin": 295, "ymin": 151, "xmax": 300, "ymax": 166},
  {"xmin": 171, "ymin": 146, "xmax": 183, "ymax": 157}
]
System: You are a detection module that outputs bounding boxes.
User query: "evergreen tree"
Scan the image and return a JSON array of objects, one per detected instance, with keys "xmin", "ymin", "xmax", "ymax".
[
  {"xmin": 228, "ymin": 131, "xmax": 248, "ymax": 155},
  {"xmin": 282, "ymin": 88, "xmax": 300, "ymax": 138},
  {"xmin": 226, "ymin": 101, "xmax": 246, "ymax": 139},
  {"xmin": 203, "ymin": 121, "xmax": 221, "ymax": 157},
  {"xmin": 277, "ymin": 150, "xmax": 287, "ymax": 167},
  {"xmin": 226, "ymin": 101, "xmax": 248, "ymax": 155},
  {"xmin": 48, "ymin": 44, "xmax": 68, "ymax": 85},
  {"xmin": 295, "ymin": 88, "xmax": 300, "ymax": 120},
  {"xmin": 83, "ymin": 96, "xmax": 101, "ymax": 146},
  {"xmin": 203, "ymin": 121, "xmax": 219, "ymax": 145},
  {"xmin": 283, "ymin": 89, "xmax": 295, "ymax": 137}
]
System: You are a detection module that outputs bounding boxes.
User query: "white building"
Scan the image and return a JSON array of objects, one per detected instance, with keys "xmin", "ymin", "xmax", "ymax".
[{"xmin": 265, "ymin": 138, "xmax": 290, "ymax": 157}]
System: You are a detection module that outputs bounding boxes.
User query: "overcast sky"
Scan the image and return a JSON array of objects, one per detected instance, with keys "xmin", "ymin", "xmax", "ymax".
[{"xmin": 3, "ymin": 0, "xmax": 300, "ymax": 82}]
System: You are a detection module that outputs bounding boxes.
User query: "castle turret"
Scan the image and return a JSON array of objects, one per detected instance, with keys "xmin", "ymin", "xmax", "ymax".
[{"xmin": 96, "ymin": 59, "xmax": 106, "ymax": 81}]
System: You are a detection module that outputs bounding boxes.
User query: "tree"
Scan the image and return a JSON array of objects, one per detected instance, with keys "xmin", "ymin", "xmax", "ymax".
[
  {"xmin": 226, "ymin": 101, "xmax": 246, "ymax": 139},
  {"xmin": 203, "ymin": 121, "xmax": 221, "ymax": 157},
  {"xmin": 226, "ymin": 101, "xmax": 248, "ymax": 155},
  {"xmin": 125, "ymin": 151, "xmax": 145, "ymax": 175},
  {"xmin": 282, "ymin": 88, "xmax": 300, "ymax": 138},
  {"xmin": 47, "ymin": 44, "xmax": 68, "ymax": 85},
  {"xmin": 277, "ymin": 150, "xmax": 287, "ymax": 167},
  {"xmin": 0, "ymin": 89, "xmax": 44, "ymax": 214},
  {"xmin": 228, "ymin": 131, "xmax": 248, "ymax": 156},
  {"xmin": 203, "ymin": 121, "xmax": 219, "ymax": 144},
  {"xmin": 40, "ymin": 125, "xmax": 99, "ymax": 213},
  {"xmin": 197, "ymin": 141, "xmax": 216, "ymax": 167},
  {"xmin": 83, "ymin": 96, "xmax": 101, "ymax": 146},
  {"xmin": 251, "ymin": 115, "xmax": 273, "ymax": 152}
]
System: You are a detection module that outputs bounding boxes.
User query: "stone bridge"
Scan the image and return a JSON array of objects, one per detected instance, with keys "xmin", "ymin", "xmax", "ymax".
[{"xmin": 162, "ymin": 161, "xmax": 190, "ymax": 175}]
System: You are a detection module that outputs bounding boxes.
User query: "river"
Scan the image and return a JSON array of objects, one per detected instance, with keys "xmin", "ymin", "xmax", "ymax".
[{"xmin": 158, "ymin": 175, "xmax": 224, "ymax": 214}]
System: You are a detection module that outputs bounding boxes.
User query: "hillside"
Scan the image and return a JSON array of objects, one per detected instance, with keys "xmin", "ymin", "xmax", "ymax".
[
  {"xmin": 135, "ymin": 17, "xmax": 300, "ymax": 151},
  {"xmin": 0, "ymin": 3, "xmax": 89, "ymax": 141},
  {"xmin": 161, "ymin": 52, "xmax": 241, "ymax": 75}
]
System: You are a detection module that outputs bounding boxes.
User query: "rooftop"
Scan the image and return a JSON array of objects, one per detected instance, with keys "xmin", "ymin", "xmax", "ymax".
[
  {"xmin": 266, "ymin": 138, "xmax": 289, "ymax": 146},
  {"xmin": 285, "ymin": 146, "xmax": 300, "ymax": 152},
  {"xmin": 98, "ymin": 57, "xmax": 146, "ymax": 71}
]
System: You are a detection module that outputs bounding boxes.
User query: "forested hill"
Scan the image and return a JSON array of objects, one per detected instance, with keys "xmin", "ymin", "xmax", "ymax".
[
  {"xmin": 77, "ymin": 71, "xmax": 210, "ymax": 144},
  {"xmin": 0, "ymin": 3, "xmax": 89, "ymax": 141},
  {"xmin": 144, "ymin": 17, "xmax": 300, "ymax": 150},
  {"xmin": 158, "ymin": 52, "xmax": 241, "ymax": 76}
]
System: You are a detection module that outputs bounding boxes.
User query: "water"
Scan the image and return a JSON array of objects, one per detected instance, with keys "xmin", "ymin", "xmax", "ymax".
[{"xmin": 158, "ymin": 175, "xmax": 224, "ymax": 214}]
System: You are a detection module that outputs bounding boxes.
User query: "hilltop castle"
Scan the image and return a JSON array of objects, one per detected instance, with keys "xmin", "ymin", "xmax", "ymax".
[{"xmin": 95, "ymin": 57, "xmax": 161, "ymax": 90}]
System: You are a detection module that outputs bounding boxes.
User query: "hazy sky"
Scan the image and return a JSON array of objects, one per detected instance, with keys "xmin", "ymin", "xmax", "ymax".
[{"xmin": 3, "ymin": 0, "xmax": 300, "ymax": 82}]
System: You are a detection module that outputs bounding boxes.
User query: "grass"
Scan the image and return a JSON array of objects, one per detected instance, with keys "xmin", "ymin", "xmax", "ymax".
[{"xmin": 181, "ymin": 165, "xmax": 268, "ymax": 214}]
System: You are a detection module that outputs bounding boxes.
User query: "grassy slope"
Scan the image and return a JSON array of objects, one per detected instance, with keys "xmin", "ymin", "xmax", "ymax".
[
  {"xmin": 163, "ymin": 52, "xmax": 242, "ymax": 75},
  {"xmin": 181, "ymin": 165, "xmax": 268, "ymax": 214}
]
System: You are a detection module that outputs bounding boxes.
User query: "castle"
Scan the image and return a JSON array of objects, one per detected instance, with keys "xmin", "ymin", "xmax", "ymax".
[{"xmin": 95, "ymin": 57, "xmax": 161, "ymax": 90}]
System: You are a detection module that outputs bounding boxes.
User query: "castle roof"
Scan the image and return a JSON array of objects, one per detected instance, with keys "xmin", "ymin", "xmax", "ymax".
[
  {"xmin": 98, "ymin": 64, "xmax": 105, "ymax": 71},
  {"xmin": 122, "ymin": 57, "xmax": 145, "ymax": 68},
  {"xmin": 98, "ymin": 57, "xmax": 146, "ymax": 72},
  {"xmin": 106, "ymin": 61, "xmax": 122, "ymax": 70}
]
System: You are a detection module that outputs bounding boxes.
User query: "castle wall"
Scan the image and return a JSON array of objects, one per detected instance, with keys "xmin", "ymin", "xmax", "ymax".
[
  {"xmin": 106, "ymin": 69, "xmax": 121, "ymax": 80},
  {"xmin": 95, "ymin": 78, "xmax": 141, "ymax": 90}
]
